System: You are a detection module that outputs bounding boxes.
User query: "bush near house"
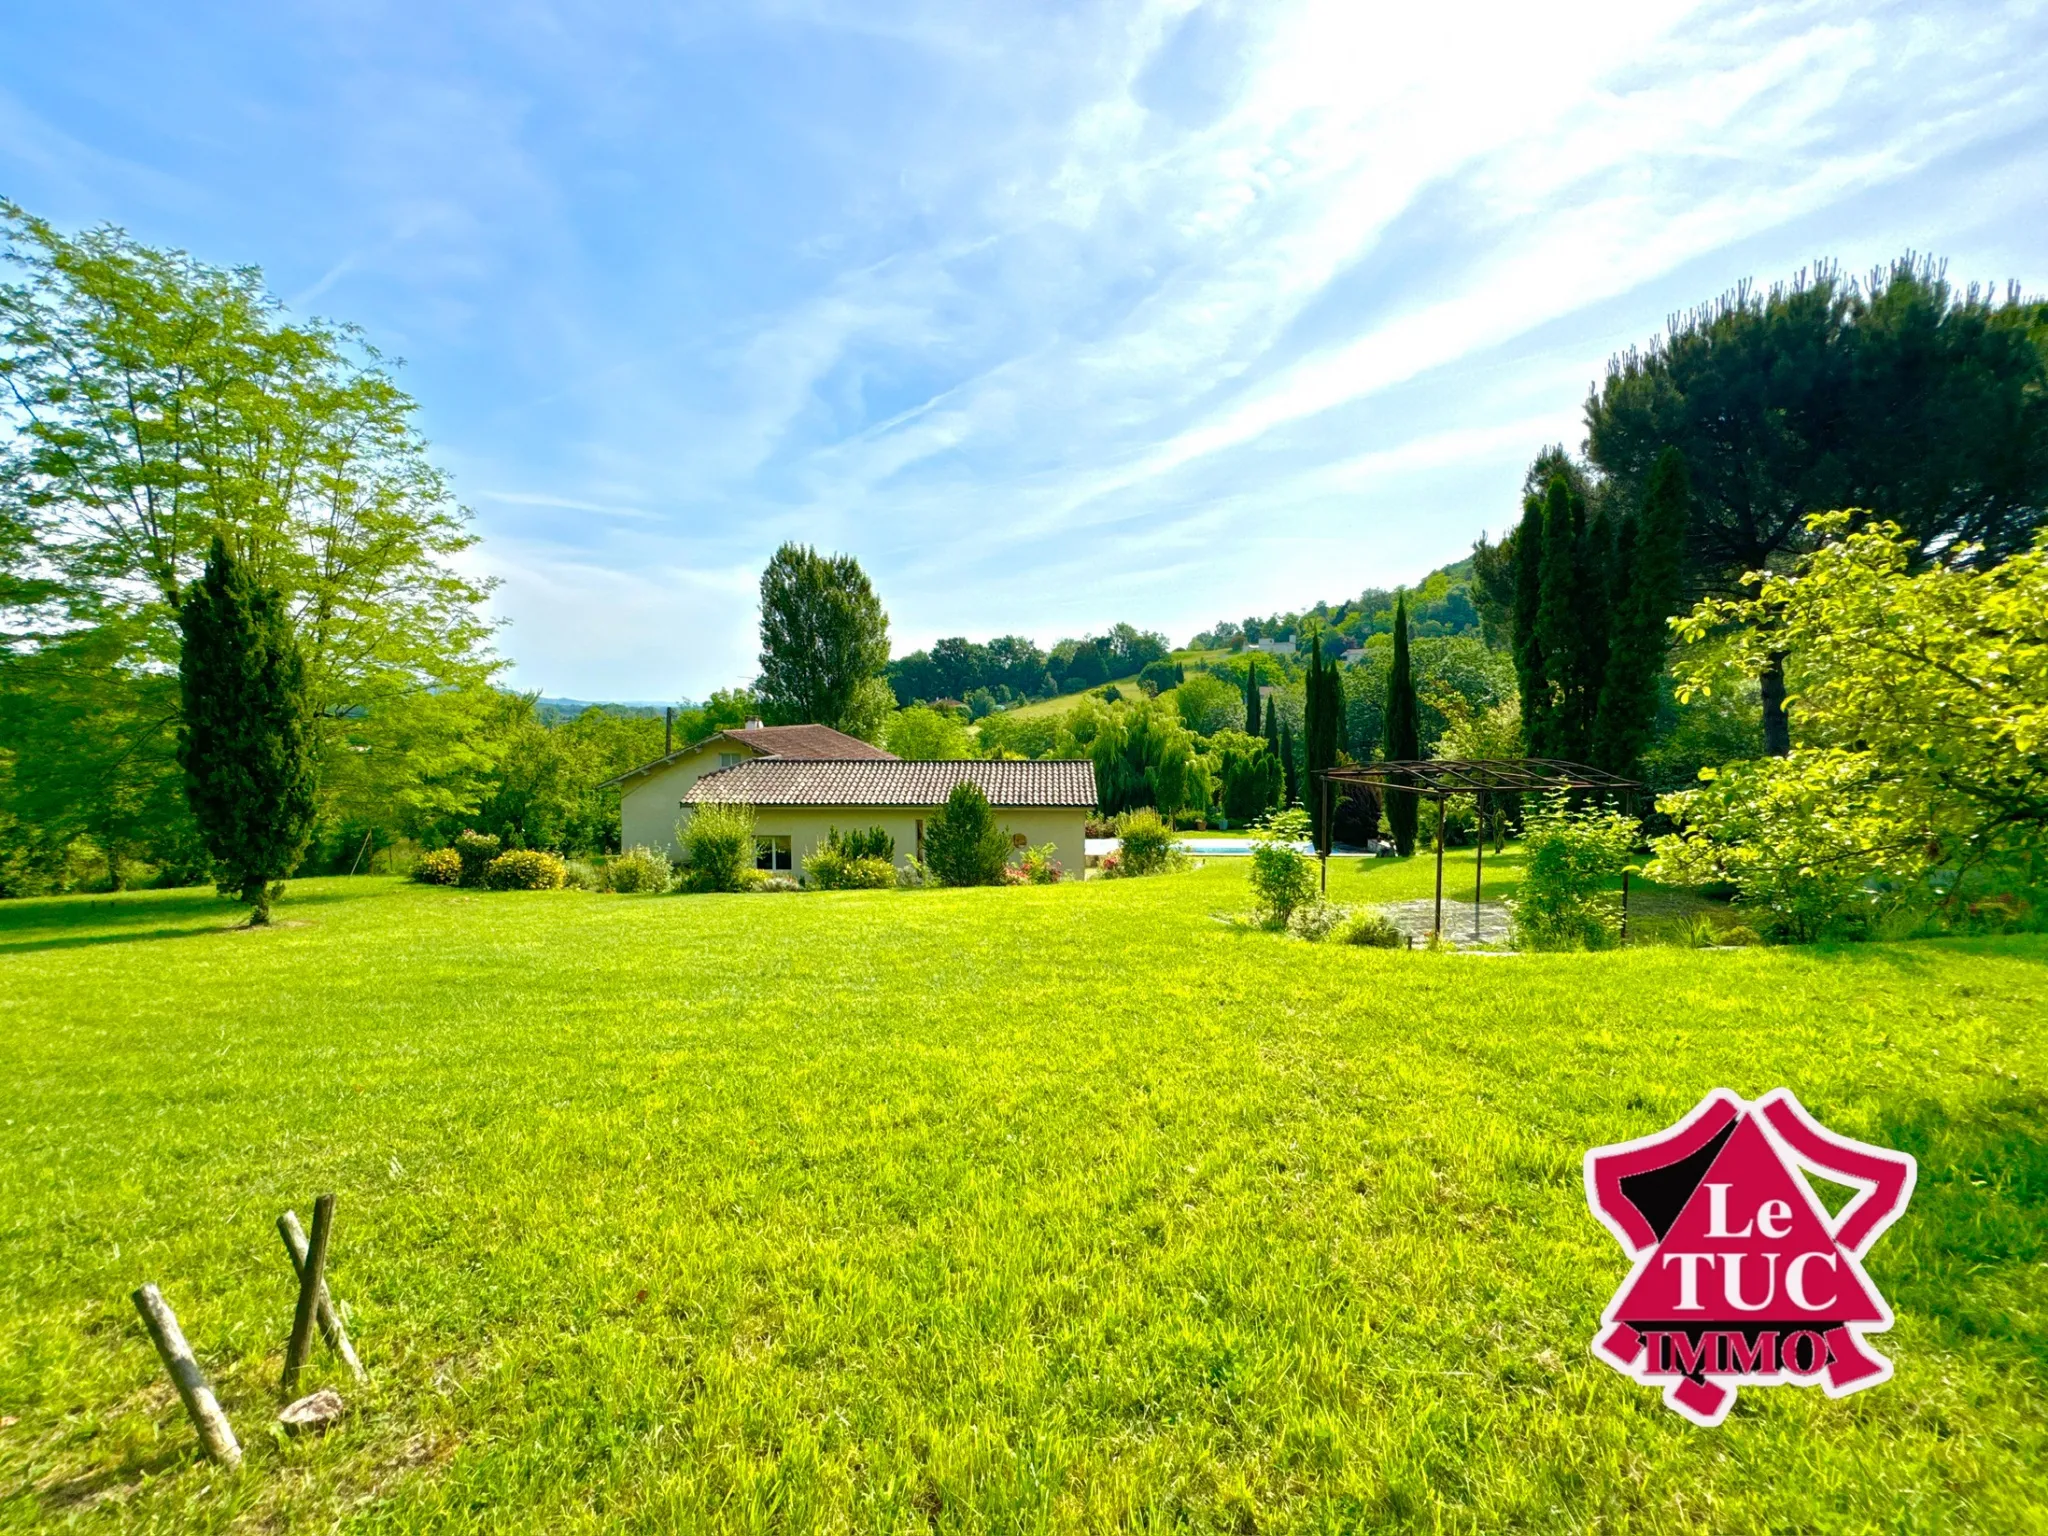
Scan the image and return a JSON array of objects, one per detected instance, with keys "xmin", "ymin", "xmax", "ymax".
[
  {"xmin": 1111, "ymin": 808, "xmax": 1176, "ymax": 876},
  {"xmin": 482, "ymin": 849, "xmax": 568, "ymax": 890},
  {"xmin": 680, "ymin": 804, "xmax": 756, "ymax": 893},
  {"xmin": 923, "ymin": 781, "xmax": 1012, "ymax": 886},
  {"xmin": 604, "ymin": 845, "xmax": 672, "ymax": 893}
]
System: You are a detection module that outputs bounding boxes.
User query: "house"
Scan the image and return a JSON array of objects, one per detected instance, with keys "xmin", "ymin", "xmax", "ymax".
[
  {"xmin": 607, "ymin": 720, "xmax": 894, "ymax": 856},
  {"xmin": 607, "ymin": 721, "xmax": 1097, "ymax": 879},
  {"xmin": 680, "ymin": 758, "xmax": 1096, "ymax": 880},
  {"xmin": 1247, "ymin": 637, "xmax": 1294, "ymax": 657}
]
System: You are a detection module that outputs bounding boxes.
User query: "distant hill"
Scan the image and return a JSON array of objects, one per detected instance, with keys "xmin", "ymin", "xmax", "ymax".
[
  {"xmin": 533, "ymin": 696, "xmax": 680, "ymax": 723},
  {"xmin": 1185, "ymin": 554, "xmax": 1491, "ymax": 652}
]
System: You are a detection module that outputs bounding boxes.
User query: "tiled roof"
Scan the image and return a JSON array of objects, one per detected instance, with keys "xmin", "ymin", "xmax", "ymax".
[
  {"xmin": 722, "ymin": 725, "xmax": 896, "ymax": 760},
  {"xmin": 682, "ymin": 758, "xmax": 1097, "ymax": 808},
  {"xmin": 604, "ymin": 723, "xmax": 894, "ymax": 787}
]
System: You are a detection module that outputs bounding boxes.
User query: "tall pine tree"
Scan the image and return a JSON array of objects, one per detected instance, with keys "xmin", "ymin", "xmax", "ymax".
[
  {"xmin": 178, "ymin": 535, "xmax": 316, "ymax": 924},
  {"xmin": 1592, "ymin": 447, "xmax": 1690, "ymax": 774},
  {"xmin": 1279, "ymin": 718, "xmax": 1299, "ymax": 807},
  {"xmin": 1244, "ymin": 656, "xmax": 1261, "ymax": 737},
  {"xmin": 1384, "ymin": 594, "xmax": 1421, "ymax": 855}
]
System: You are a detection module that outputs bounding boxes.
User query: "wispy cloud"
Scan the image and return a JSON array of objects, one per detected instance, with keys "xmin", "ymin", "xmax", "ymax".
[{"xmin": 5, "ymin": 0, "xmax": 2044, "ymax": 695}]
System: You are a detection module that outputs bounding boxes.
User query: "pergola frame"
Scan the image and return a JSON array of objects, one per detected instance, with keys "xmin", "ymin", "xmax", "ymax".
[{"xmin": 1316, "ymin": 759, "xmax": 1646, "ymax": 940}]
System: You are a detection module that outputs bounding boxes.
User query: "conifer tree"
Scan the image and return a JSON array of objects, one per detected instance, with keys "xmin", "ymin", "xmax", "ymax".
[
  {"xmin": 177, "ymin": 535, "xmax": 316, "ymax": 925},
  {"xmin": 1301, "ymin": 633, "xmax": 1345, "ymax": 852},
  {"xmin": 1511, "ymin": 489, "xmax": 1548, "ymax": 751},
  {"xmin": 1384, "ymin": 594, "xmax": 1421, "ymax": 854},
  {"xmin": 1244, "ymin": 657, "xmax": 1261, "ymax": 738},
  {"xmin": 1593, "ymin": 447, "xmax": 1690, "ymax": 774},
  {"xmin": 1280, "ymin": 718, "xmax": 1299, "ymax": 806}
]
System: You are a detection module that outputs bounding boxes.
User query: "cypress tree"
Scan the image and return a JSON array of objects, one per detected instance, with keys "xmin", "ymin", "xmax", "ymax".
[
  {"xmin": 1280, "ymin": 718, "xmax": 1299, "ymax": 806},
  {"xmin": 177, "ymin": 534, "xmax": 316, "ymax": 925},
  {"xmin": 1592, "ymin": 447, "xmax": 1690, "ymax": 774},
  {"xmin": 1262, "ymin": 704, "xmax": 1284, "ymax": 812},
  {"xmin": 1534, "ymin": 475, "xmax": 1591, "ymax": 759},
  {"xmin": 1511, "ymin": 489, "xmax": 1547, "ymax": 750},
  {"xmin": 1302, "ymin": 633, "xmax": 1345, "ymax": 852},
  {"xmin": 1384, "ymin": 594, "xmax": 1421, "ymax": 855},
  {"xmin": 1571, "ymin": 507, "xmax": 1615, "ymax": 752},
  {"xmin": 1244, "ymin": 657, "xmax": 1261, "ymax": 737}
]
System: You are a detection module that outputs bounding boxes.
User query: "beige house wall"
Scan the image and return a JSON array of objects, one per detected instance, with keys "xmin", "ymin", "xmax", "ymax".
[
  {"xmin": 618, "ymin": 741, "xmax": 766, "ymax": 855},
  {"xmin": 672, "ymin": 803, "xmax": 1086, "ymax": 882}
]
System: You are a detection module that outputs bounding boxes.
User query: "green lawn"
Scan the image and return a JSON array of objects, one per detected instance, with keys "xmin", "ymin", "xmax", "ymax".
[{"xmin": 3, "ymin": 859, "xmax": 2044, "ymax": 1531}]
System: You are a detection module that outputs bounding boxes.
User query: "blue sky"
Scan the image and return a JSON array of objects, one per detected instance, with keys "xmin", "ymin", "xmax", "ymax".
[{"xmin": 6, "ymin": 1, "xmax": 2046, "ymax": 701}]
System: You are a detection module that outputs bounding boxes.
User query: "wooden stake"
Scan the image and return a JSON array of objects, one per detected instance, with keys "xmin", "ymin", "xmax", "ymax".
[
  {"xmin": 131, "ymin": 1284, "xmax": 241, "ymax": 1470},
  {"xmin": 278, "ymin": 1209, "xmax": 365, "ymax": 1380},
  {"xmin": 283, "ymin": 1193, "xmax": 335, "ymax": 1394}
]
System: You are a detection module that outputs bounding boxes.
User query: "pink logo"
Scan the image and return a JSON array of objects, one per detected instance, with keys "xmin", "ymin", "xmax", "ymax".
[{"xmin": 1584, "ymin": 1089, "xmax": 1915, "ymax": 1426}]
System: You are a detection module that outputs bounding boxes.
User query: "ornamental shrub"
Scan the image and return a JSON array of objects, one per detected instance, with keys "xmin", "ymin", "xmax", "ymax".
[
  {"xmin": 1248, "ymin": 807, "xmax": 1317, "ymax": 923},
  {"xmin": 680, "ymin": 803, "xmax": 755, "ymax": 893},
  {"xmin": 1509, "ymin": 791, "xmax": 1639, "ymax": 950},
  {"xmin": 606, "ymin": 845, "xmax": 672, "ymax": 893},
  {"xmin": 924, "ymin": 781, "xmax": 1011, "ymax": 886},
  {"xmin": 805, "ymin": 846, "xmax": 895, "ymax": 890},
  {"xmin": 1113, "ymin": 807, "xmax": 1175, "ymax": 876},
  {"xmin": 483, "ymin": 849, "xmax": 567, "ymax": 890},
  {"xmin": 562, "ymin": 859, "xmax": 603, "ymax": 891},
  {"xmin": 1019, "ymin": 842, "xmax": 1063, "ymax": 884},
  {"xmin": 1287, "ymin": 900, "xmax": 1349, "ymax": 941},
  {"xmin": 1338, "ymin": 910, "xmax": 1407, "ymax": 948},
  {"xmin": 896, "ymin": 858, "xmax": 929, "ymax": 889},
  {"xmin": 826, "ymin": 825, "xmax": 895, "ymax": 862},
  {"xmin": 412, "ymin": 847, "xmax": 461, "ymax": 885},
  {"xmin": 453, "ymin": 830, "xmax": 501, "ymax": 887}
]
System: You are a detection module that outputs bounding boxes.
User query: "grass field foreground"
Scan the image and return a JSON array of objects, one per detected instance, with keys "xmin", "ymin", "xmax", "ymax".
[{"xmin": 2, "ymin": 856, "xmax": 2045, "ymax": 1531}]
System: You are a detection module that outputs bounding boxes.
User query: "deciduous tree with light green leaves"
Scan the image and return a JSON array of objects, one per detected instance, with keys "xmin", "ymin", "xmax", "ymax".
[
  {"xmin": 0, "ymin": 203, "xmax": 498, "ymax": 882},
  {"xmin": 755, "ymin": 543, "xmax": 891, "ymax": 732},
  {"xmin": 1648, "ymin": 512, "xmax": 2048, "ymax": 938}
]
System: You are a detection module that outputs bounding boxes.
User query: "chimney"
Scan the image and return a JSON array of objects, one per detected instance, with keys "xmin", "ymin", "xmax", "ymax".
[{"xmin": 744, "ymin": 717, "xmax": 764, "ymax": 732}]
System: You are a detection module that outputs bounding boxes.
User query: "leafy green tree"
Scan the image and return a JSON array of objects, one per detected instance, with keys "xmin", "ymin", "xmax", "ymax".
[
  {"xmin": 1213, "ymin": 729, "xmax": 1281, "ymax": 823},
  {"xmin": 1137, "ymin": 658, "xmax": 1185, "ymax": 696},
  {"xmin": 0, "ymin": 204, "xmax": 496, "ymax": 872},
  {"xmin": 755, "ymin": 543, "xmax": 890, "ymax": 730},
  {"xmin": 1586, "ymin": 258, "xmax": 2048, "ymax": 753},
  {"xmin": 1171, "ymin": 672, "xmax": 1243, "ymax": 737},
  {"xmin": 1592, "ymin": 448, "xmax": 1690, "ymax": 775},
  {"xmin": 886, "ymin": 705, "xmax": 976, "ymax": 760},
  {"xmin": 177, "ymin": 536, "xmax": 316, "ymax": 923},
  {"xmin": 1384, "ymin": 595, "xmax": 1421, "ymax": 855},
  {"xmin": 1649, "ymin": 513, "xmax": 2048, "ymax": 936},
  {"xmin": 923, "ymin": 780, "xmax": 1011, "ymax": 885}
]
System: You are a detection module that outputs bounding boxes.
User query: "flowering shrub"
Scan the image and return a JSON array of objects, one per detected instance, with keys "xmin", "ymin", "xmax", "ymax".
[
  {"xmin": 453, "ymin": 830, "xmax": 501, "ymax": 887},
  {"xmin": 755, "ymin": 875, "xmax": 801, "ymax": 893},
  {"xmin": 1019, "ymin": 842, "xmax": 1063, "ymax": 884},
  {"xmin": 483, "ymin": 849, "xmax": 567, "ymax": 890},
  {"xmin": 412, "ymin": 847, "xmax": 461, "ymax": 885},
  {"xmin": 563, "ymin": 860, "xmax": 603, "ymax": 891},
  {"xmin": 605, "ymin": 845, "xmax": 672, "ymax": 893},
  {"xmin": 1097, "ymin": 850, "xmax": 1125, "ymax": 879}
]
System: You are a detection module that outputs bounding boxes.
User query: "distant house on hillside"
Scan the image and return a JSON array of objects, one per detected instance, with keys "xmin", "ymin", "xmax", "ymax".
[
  {"xmin": 606, "ymin": 723, "xmax": 1095, "ymax": 879},
  {"xmin": 1247, "ymin": 638, "xmax": 1294, "ymax": 657}
]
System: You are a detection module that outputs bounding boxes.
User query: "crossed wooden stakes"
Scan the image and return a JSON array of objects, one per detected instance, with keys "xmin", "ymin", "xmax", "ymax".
[{"xmin": 129, "ymin": 1192, "xmax": 366, "ymax": 1470}]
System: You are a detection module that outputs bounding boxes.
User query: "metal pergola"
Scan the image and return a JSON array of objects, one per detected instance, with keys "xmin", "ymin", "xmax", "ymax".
[{"xmin": 1316, "ymin": 759, "xmax": 1647, "ymax": 940}]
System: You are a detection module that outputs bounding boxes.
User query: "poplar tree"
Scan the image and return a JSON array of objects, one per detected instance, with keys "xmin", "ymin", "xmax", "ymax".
[
  {"xmin": 1244, "ymin": 657, "xmax": 1261, "ymax": 737},
  {"xmin": 1384, "ymin": 594, "xmax": 1421, "ymax": 855},
  {"xmin": 178, "ymin": 536, "xmax": 316, "ymax": 925}
]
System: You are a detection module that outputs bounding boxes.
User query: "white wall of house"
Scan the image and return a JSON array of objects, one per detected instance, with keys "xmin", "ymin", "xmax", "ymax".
[
  {"xmin": 673, "ymin": 804, "xmax": 1087, "ymax": 882},
  {"xmin": 618, "ymin": 741, "xmax": 760, "ymax": 855}
]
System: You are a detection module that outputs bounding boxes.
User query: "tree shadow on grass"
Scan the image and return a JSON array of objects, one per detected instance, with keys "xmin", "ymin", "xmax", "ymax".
[{"xmin": 0, "ymin": 888, "xmax": 352, "ymax": 955}]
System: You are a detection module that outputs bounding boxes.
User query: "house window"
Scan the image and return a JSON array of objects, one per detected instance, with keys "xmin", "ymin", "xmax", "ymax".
[
  {"xmin": 754, "ymin": 835, "xmax": 792, "ymax": 872},
  {"xmin": 718, "ymin": 752, "xmax": 743, "ymax": 768}
]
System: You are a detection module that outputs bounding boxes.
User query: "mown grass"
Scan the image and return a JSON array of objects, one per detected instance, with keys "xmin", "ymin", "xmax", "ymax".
[{"xmin": 2, "ymin": 857, "xmax": 2044, "ymax": 1532}]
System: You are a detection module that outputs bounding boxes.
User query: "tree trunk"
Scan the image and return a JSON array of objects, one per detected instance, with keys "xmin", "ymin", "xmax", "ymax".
[{"xmin": 1760, "ymin": 652, "xmax": 1791, "ymax": 757}]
